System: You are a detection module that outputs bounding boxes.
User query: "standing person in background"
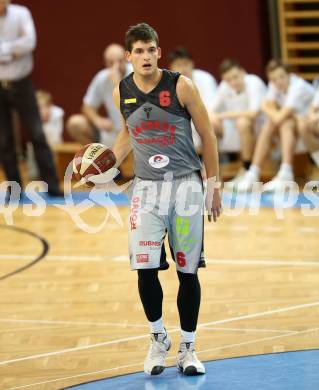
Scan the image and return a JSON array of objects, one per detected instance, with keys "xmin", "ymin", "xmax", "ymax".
[
  {"xmin": 0, "ymin": 0, "xmax": 61, "ymax": 197},
  {"xmin": 210, "ymin": 59, "xmax": 267, "ymax": 186},
  {"xmin": 298, "ymin": 88, "xmax": 319, "ymax": 182},
  {"xmin": 27, "ymin": 90, "xmax": 64, "ymax": 179},
  {"xmin": 67, "ymin": 44, "xmax": 132, "ymax": 147},
  {"xmin": 236, "ymin": 60, "xmax": 315, "ymax": 192},
  {"xmin": 168, "ymin": 47, "xmax": 217, "ymax": 150}
]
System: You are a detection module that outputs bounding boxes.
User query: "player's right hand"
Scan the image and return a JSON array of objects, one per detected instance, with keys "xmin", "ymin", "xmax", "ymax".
[{"xmin": 205, "ymin": 178, "xmax": 222, "ymax": 222}]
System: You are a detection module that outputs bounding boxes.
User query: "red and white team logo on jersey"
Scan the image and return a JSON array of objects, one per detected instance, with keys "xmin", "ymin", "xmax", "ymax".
[
  {"xmin": 149, "ymin": 154, "xmax": 170, "ymax": 168},
  {"xmin": 136, "ymin": 254, "xmax": 149, "ymax": 263}
]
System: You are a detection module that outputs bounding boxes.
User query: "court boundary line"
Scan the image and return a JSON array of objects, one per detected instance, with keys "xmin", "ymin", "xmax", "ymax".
[
  {"xmin": 0, "ymin": 319, "xmax": 295, "ymax": 333},
  {"xmin": 0, "ymin": 319, "xmax": 153, "ymax": 328},
  {"xmin": 1, "ymin": 254, "xmax": 319, "ymax": 267},
  {"xmin": 1, "ymin": 299, "xmax": 319, "ymax": 366},
  {"xmin": 200, "ymin": 326, "xmax": 296, "ymax": 333},
  {"xmin": 4, "ymin": 327, "xmax": 319, "ymax": 390}
]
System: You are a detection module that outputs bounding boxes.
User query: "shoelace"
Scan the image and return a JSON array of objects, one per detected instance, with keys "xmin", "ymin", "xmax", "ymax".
[
  {"xmin": 149, "ymin": 337, "xmax": 167, "ymax": 360},
  {"xmin": 179, "ymin": 345, "xmax": 196, "ymax": 364}
]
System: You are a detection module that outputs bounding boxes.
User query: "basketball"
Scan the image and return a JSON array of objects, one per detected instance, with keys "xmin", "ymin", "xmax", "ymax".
[{"xmin": 72, "ymin": 143, "xmax": 117, "ymax": 185}]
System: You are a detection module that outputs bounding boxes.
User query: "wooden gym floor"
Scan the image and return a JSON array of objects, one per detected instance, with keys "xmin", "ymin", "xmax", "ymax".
[{"xmin": 0, "ymin": 194, "xmax": 319, "ymax": 389}]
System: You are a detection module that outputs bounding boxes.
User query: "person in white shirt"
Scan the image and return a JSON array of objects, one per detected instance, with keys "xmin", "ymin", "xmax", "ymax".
[
  {"xmin": 67, "ymin": 44, "xmax": 132, "ymax": 147},
  {"xmin": 210, "ymin": 59, "xmax": 267, "ymax": 185},
  {"xmin": 168, "ymin": 47, "xmax": 217, "ymax": 150},
  {"xmin": 237, "ymin": 59, "xmax": 315, "ymax": 192},
  {"xmin": 27, "ymin": 90, "xmax": 64, "ymax": 179},
  {"xmin": 0, "ymin": 0, "xmax": 61, "ymax": 197},
  {"xmin": 298, "ymin": 89, "xmax": 319, "ymax": 176},
  {"xmin": 37, "ymin": 90, "xmax": 64, "ymax": 146}
]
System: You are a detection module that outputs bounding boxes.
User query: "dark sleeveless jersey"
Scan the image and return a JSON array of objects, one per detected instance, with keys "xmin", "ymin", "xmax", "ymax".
[{"xmin": 119, "ymin": 69, "xmax": 202, "ymax": 180}]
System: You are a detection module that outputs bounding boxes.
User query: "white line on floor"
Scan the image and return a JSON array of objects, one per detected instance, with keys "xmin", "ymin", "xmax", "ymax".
[
  {"xmin": 0, "ymin": 254, "xmax": 104, "ymax": 261},
  {"xmin": 205, "ymin": 259, "xmax": 319, "ymax": 266},
  {"xmin": 200, "ymin": 326, "xmax": 296, "ymax": 334},
  {"xmin": 0, "ymin": 254, "xmax": 318, "ymax": 266},
  {"xmin": 4, "ymin": 361, "xmax": 143, "ymax": 390},
  {"xmin": 5, "ymin": 327, "xmax": 318, "ymax": 390},
  {"xmin": 198, "ymin": 300, "xmax": 319, "ymax": 329},
  {"xmin": 1, "ymin": 300, "xmax": 319, "ymax": 366},
  {"xmin": 0, "ymin": 319, "xmax": 150, "ymax": 328},
  {"xmin": 196, "ymin": 327, "xmax": 319, "ymax": 356},
  {"xmin": 0, "ymin": 333, "xmax": 154, "ymax": 366}
]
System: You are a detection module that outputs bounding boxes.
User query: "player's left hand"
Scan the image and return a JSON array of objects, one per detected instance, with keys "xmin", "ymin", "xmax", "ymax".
[{"xmin": 205, "ymin": 178, "xmax": 222, "ymax": 222}]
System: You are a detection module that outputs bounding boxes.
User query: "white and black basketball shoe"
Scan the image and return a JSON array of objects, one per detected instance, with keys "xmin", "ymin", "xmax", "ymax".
[
  {"xmin": 144, "ymin": 331, "xmax": 171, "ymax": 375},
  {"xmin": 177, "ymin": 342, "xmax": 205, "ymax": 375}
]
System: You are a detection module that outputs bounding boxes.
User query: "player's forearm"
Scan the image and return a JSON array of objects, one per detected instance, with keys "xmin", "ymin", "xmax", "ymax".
[
  {"xmin": 275, "ymin": 107, "xmax": 295, "ymax": 125},
  {"xmin": 201, "ymin": 130, "xmax": 219, "ymax": 180},
  {"xmin": 82, "ymin": 104, "xmax": 100, "ymax": 125},
  {"xmin": 112, "ymin": 128, "xmax": 132, "ymax": 165}
]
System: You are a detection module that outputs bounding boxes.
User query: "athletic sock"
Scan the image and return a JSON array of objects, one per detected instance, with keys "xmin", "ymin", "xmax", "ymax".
[
  {"xmin": 311, "ymin": 150, "xmax": 319, "ymax": 167},
  {"xmin": 249, "ymin": 164, "xmax": 260, "ymax": 178},
  {"xmin": 243, "ymin": 160, "xmax": 251, "ymax": 170},
  {"xmin": 181, "ymin": 329, "xmax": 196, "ymax": 344},
  {"xmin": 279, "ymin": 163, "xmax": 293, "ymax": 175},
  {"xmin": 149, "ymin": 317, "xmax": 165, "ymax": 334}
]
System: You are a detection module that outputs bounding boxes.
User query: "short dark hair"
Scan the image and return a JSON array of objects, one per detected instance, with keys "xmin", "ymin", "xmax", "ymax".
[
  {"xmin": 265, "ymin": 59, "xmax": 288, "ymax": 75},
  {"xmin": 125, "ymin": 23, "xmax": 159, "ymax": 52},
  {"xmin": 168, "ymin": 47, "xmax": 193, "ymax": 64},
  {"xmin": 219, "ymin": 58, "xmax": 242, "ymax": 75}
]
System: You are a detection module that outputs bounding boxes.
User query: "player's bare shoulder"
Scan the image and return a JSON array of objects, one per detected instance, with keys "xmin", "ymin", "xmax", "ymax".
[{"xmin": 176, "ymin": 75, "xmax": 200, "ymax": 107}]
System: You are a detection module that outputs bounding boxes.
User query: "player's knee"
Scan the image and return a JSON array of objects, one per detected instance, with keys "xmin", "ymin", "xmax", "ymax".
[
  {"xmin": 298, "ymin": 121, "xmax": 309, "ymax": 137},
  {"xmin": 236, "ymin": 117, "xmax": 253, "ymax": 132},
  {"xmin": 66, "ymin": 115, "xmax": 89, "ymax": 137},
  {"xmin": 177, "ymin": 271, "xmax": 199, "ymax": 285},
  {"xmin": 137, "ymin": 268, "xmax": 159, "ymax": 284}
]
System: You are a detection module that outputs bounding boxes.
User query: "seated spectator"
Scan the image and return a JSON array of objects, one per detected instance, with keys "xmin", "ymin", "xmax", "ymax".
[
  {"xmin": 27, "ymin": 90, "xmax": 64, "ymax": 179},
  {"xmin": 168, "ymin": 47, "xmax": 217, "ymax": 149},
  {"xmin": 211, "ymin": 59, "xmax": 267, "ymax": 186},
  {"xmin": 298, "ymin": 88, "xmax": 319, "ymax": 182},
  {"xmin": 36, "ymin": 90, "xmax": 64, "ymax": 145},
  {"xmin": 236, "ymin": 60, "xmax": 315, "ymax": 192},
  {"xmin": 67, "ymin": 44, "xmax": 132, "ymax": 147}
]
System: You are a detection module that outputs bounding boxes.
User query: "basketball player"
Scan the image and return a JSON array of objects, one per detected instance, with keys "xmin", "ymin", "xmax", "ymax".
[
  {"xmin": 210, "ymin": 59, "xmax": 267, "ymax": 186},
  {"xmin": 112, "ymin": 23, "xmax": 221, "ymax": 375},
  {"xmin": 236, "ymin": 60, "xmax": 315, "ymax": 191},
  {"xmin": 298, "ymin": 88, "xmax": 319, "ymax": 180}
]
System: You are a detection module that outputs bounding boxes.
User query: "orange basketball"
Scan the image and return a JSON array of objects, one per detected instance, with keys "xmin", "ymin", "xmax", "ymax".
[{"xmin": 72, "ymin": 143, "xmax": 116, "ymax": 185}]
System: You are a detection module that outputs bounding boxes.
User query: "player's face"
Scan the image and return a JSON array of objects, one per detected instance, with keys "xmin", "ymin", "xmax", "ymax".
[
  {"xmin": 170, "ymin": 58, "xmax": 194, "ymax": 78},
  {"xmin": 0, "ymin": 0, "xmax": 10, "ymax": 14},
  {"xmin": 268, "ymin": 68, "xmax": 289, "ymax": 92},
  {"xmin": 222, "ymin": 67, "xmax": 245, "ymax": 92},
  {"xmin": 126, "ymin": 41, "xmax": 161, "ymax": 76}
]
